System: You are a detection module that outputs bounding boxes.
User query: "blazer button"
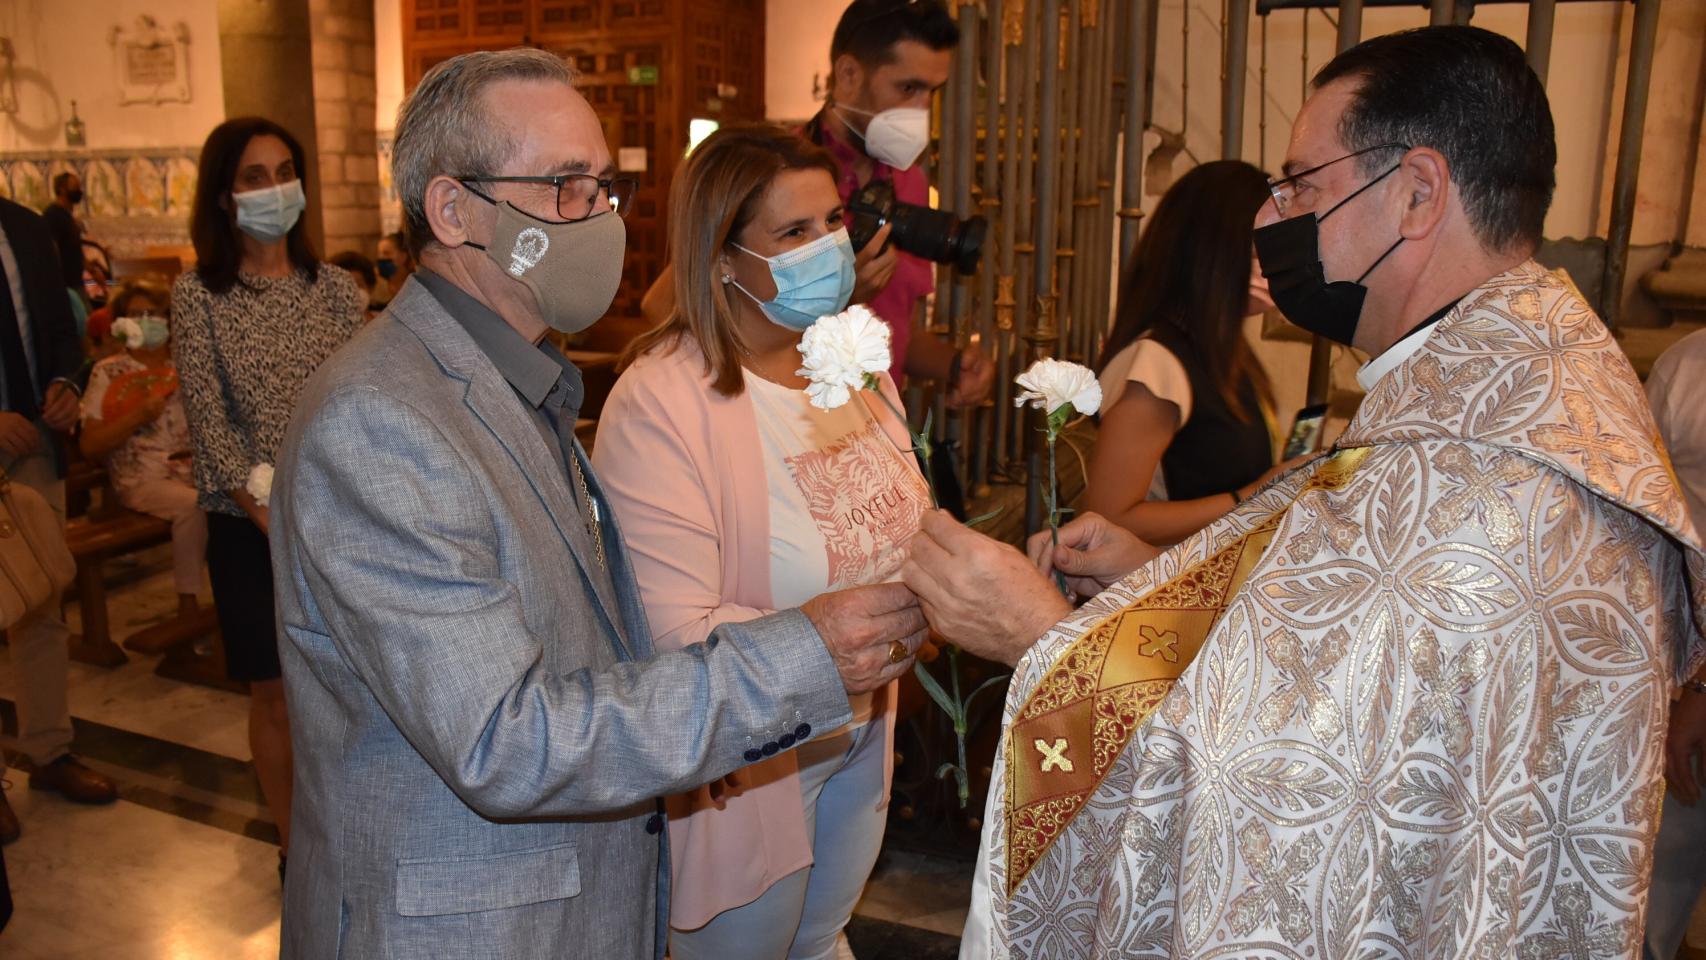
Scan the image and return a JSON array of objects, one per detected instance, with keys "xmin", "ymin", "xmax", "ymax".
[
  {"xmin": 645, "ymin": 814, "xmax": 664, "ymax": 835},
  {"xmin": 795, "ymin": 723, "xmax": 811, "ymax": 740},
  {"xmin": 778, "ymin": 733, "xmax": 796, "ymax": 749},
  {"xmin": 743, "ymin": 748, "xmax": 763, "ymax": 763},
  {"xmin": 761, "ymin": 741, "xmax": 779, "ymax": 757}
]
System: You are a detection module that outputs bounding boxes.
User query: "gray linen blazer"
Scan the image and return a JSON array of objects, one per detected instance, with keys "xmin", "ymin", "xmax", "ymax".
[{"xmin": 271, "ymin": 280, "xmax": 852, "ymax": 960}]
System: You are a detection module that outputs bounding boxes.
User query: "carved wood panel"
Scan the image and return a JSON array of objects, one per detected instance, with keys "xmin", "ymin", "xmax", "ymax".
[{"xmin": 400, "ymin": 0, "xmax": 766, "ymax": 320}]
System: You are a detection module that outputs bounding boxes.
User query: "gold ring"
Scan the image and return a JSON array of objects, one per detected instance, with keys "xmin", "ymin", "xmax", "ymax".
[{"xmin": 887, "ymin": 639, "xmax": 909, "ymax": 664}]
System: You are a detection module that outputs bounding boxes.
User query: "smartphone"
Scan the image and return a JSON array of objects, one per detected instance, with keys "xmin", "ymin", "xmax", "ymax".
[{"xmin": 1283, "ymin": 403, "xmax": 1329, "ymax": 459}]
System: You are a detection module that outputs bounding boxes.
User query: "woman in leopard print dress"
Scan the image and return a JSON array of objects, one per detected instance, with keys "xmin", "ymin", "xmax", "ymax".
[{"xmin": 172, "ymin": 117, "xmax": 364, "ymax": 871}]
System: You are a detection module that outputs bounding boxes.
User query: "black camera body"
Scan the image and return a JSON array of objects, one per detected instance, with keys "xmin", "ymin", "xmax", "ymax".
[{"xmin": 846, "ymin": 180, "xmax": 988, "ymax": 276}]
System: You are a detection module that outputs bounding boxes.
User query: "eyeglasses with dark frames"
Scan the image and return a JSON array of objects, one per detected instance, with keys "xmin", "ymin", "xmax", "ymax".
[
  {"xmin": 1267, "ymin": 143, "xmax": 1410, "ymax": 216},
  {"xmin": 457, "ymin": 174, "xmax": 640, "ymax": 222}
]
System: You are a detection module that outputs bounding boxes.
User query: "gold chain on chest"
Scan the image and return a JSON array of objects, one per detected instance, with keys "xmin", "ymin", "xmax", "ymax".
[{"xmin": 568, "ymin": 449, "xmax": 606, "ymax": 570}]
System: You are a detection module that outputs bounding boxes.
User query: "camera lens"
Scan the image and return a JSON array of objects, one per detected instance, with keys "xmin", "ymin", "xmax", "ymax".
[{"xmin": 847, "ymin": 181, "xmax": 988, "ymax": 276}]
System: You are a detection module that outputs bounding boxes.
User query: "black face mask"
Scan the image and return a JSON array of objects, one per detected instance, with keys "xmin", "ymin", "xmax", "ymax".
[
  {"xmin": 1253, "ymin": 162, "xmax": 1405, "ymax": 347},
  {"xmin": 66, "ymin": 189, "xmax": 84, "ymax": 205}
]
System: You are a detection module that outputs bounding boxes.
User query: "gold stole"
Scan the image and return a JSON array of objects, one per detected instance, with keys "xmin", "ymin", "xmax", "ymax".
[{"xmin": 1004, "ymin": 446, "xmax": 1372, "ymax": 894}]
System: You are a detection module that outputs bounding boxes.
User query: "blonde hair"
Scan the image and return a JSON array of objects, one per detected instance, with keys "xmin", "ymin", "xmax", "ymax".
[{"xmin": 621, "ymin": 123, "xmax": 840, "ymax": 396}]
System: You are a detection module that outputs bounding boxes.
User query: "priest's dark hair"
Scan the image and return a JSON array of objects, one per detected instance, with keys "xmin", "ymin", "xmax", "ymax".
[
  {"xmin": 832, "ymin": 0, "xmax": 960, "ymax": 67},
  {"xmin": 1313, "ymin": 25, "xmax": 1555, "ymax": 255},
  {"xmin": 189, "ymin": 116, "xmax": 320, "ymax": 295},
  {"xmin": 1099, "ymin": 160, "xmax": 1273, "ymax": 424}
]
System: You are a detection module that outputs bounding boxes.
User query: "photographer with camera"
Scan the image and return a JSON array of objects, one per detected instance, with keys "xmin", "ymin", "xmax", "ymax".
[{"xmin": 643, "ymin": 0, "xmax": 993, "ymax": 408}]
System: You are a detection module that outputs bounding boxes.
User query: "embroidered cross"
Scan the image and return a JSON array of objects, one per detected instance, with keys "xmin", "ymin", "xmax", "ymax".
[
  {"xmin": 1034, "ymin": 738, "xmax": 1074, "ymax": 773},
  {"xmin": 1401, "ymin": 627, "xmax": 1490, "ymax": 760},
  {"xmin": 1532, "ymin": 391, "xmax": 1643, "ymax": 496},
  {"xmin": 1137, "ymin": 625, "xmax": 1179, "ymax": 662},
  {"xmin": 1426, "ymin": 443, "xmax": 1538, "ymax": 551},
  {"xmin": 1225, "ymin": 820, "xmax": 1325, "ymax": 942},
  {"xmin": 1584, "ymin": 510, "xmax": 1657, "ymax": 610},
  {"xmin": 1527, "ymin": 658, "xmax": 1604, "ymax": 780},
  {"xmin": 1286, "ymin": 492, "xmax": 1362, "ymax": 563},
  {"xmin": 1516, "ymin": 882, "xmax": 1634, "ymax": 960},
  {"xmin": 1404, "ymin": 354, "xmax": 1495, "ymax": 420},
  {"xmin": 1371, "ymin": 838, "xmax": 1441, "ymax": 941},
  {"xmin": 1256, "ymin": 626, "xmax": 1350, "ymax": 742}
]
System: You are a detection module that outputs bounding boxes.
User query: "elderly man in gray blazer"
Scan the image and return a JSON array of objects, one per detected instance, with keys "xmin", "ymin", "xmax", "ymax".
[{"xmin": 271, "ymin": 49, "xmax": 939, "ymax": 959}]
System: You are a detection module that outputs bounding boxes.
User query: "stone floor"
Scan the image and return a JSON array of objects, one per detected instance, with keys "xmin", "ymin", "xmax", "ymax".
[{"xmin": 0, "ymin": 542, "xmax": 970, "ymax": 958}]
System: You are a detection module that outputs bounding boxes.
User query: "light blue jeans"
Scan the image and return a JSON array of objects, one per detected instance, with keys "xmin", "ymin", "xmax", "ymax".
[
  {"xmin": 1644, "ymin": 771, "xmax": 1706, "ymax": 960},
  {"xmin": 669, "ymin": 720, "xmax": 888, "ymax": 960}
]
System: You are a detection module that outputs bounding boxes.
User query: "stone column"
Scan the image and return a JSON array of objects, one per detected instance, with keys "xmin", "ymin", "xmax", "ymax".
[
  {"xmin": 216, "ymin": 0, "xmax": 325, "ymax": 248},
  {"xmin": 215, "ymin": 0, "xmax": 381, "ymax": 260},
  {"xmin": 310, "ymin": 0, "xmax": 382, "ymax": 260}
]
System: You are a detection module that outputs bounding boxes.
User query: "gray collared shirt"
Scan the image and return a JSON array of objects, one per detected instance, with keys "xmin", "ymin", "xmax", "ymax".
[{"xmin": 414, "ymin": 267, "xmax": 586, "ymax": 468}]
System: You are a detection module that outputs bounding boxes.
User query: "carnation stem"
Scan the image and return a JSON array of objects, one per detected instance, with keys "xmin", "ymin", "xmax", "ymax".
[
  {"xmin": 1046, "ymin": 432, "xmax": 1070, "ymax": 597},
  {"xmin": 867, "ymin": 388, "xmax": 938, "ymax": 509}
]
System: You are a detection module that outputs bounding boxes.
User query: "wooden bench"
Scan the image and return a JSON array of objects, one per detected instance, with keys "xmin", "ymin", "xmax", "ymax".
[{"xmin": 64, "ymin": 503, "xmax": 173, "ymax": 667}]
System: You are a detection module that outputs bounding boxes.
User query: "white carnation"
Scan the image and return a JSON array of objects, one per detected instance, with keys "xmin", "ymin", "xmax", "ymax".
[
  {"xmin": 1014, "ymin": 358, "xmax": 1102, "ymax": 418},
  {"xmin": 111, "ymin": 316, "xmax": 144, "ymax": 350},
  {"xmin": 794, "ymin": 304, "xmax": 893, "ymax": 411},
  {"xmin": 247, "ymin": 463, "xmax": 275, "ymax": 508}
]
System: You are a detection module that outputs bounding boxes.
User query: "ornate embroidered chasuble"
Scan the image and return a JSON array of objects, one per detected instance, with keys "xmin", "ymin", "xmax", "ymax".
[
  {"xmin": 966, "ymin": 261, "xmax": 1706, "ymax": 960},
  {"xmin": 1004, "ymin": 447, "xmax": 1371, "ymax": 894}
]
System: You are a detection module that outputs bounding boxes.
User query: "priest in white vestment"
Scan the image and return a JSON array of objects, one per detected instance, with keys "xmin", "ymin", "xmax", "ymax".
[{"xmin": 903, "ymin": 25, "xmax": 1706, "ymax": 960}]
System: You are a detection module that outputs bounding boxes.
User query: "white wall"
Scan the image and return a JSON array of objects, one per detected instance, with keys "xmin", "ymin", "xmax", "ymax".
[
  {"xmin": 0, "ymin": 0, "xmax": 226, "ymax": 151},
  {"xmin": 765, "ymin": 0, "xmax": 841, "ymax": 122}
]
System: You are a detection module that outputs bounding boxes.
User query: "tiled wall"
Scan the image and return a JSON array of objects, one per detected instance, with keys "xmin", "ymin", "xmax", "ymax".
[{"xmin": 0, "ymin": 149, "xmax": 198, "ymax": 258}]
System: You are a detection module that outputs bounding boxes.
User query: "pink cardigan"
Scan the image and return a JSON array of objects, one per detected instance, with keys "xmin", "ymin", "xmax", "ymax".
[{"xmin": 591, "ymin": 336, "xmax": 912, "ymax": 931}]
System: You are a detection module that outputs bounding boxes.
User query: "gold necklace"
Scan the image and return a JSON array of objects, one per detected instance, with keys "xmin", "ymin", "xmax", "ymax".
[{"xmin": 567, "ymin": 449, "xmax": 606, "ymax": 570}]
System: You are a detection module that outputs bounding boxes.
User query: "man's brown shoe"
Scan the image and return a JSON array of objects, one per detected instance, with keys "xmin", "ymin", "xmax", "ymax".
[
  {"xmin": 0, "ymin": 787, "xmax": 19, "ymax": 844},
  {"xmin": 29, "ymin": 756, "xmax": 118, "ymax": 805}
]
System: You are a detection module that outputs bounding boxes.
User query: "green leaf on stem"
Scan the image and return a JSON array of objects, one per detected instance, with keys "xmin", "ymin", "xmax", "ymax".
[
  {"xmin": 913, "ymin": 662, "xmax": 961, "ymax": 722},
  {"xmin": 965, "ymin": 506, "xmax": 1004, "ymax": 527}
]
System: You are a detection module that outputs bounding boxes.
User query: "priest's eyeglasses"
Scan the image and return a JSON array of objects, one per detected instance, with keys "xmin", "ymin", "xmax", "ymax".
[
  {"xmin": 1266, "ymin": 143, "xmax": 1410, "ymax": 217},
  {"xmin": 458, "ymin": 174, "xmax": 640, "ymax": 222}
]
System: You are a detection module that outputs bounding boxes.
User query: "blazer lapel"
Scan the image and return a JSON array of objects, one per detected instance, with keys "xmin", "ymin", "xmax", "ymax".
[{"xmin": 393, "ymin": 287, "xmax": 633, "ymax": 661}]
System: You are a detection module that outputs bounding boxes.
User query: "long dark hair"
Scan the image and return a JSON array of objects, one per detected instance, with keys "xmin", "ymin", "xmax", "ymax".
[
  {"xmin": 1101, "ymin": 160, "xmax": 1273, "ymax": 422},
  {"xmin": 190, "ymin": 117, "xmax": 320, "ymax": 294}
]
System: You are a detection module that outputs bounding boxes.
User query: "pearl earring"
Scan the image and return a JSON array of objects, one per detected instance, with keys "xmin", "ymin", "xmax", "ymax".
[{"xmin": 721, "ymin": 274, "xmax": 733, "ymax": 284}]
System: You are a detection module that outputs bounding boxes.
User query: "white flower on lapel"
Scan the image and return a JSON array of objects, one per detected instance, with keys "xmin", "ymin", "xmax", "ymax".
[
  {"xmin": 795, "ymin": 304, "xmax": 893, "ymax": 411},
  {"xmin": 247, "ymin": 463, "xmax": 275, "ymax": 508},
  {"xmin": 508, "ymin": 227, "xmax": 549, "ymax": 277},
  {"xmin": 1014, "ymin": 358, "xmax": 1102, "ymax": 421},
  {"xmin": 111, "ymin": 316, "xmax": 144, "ymax": 350}
]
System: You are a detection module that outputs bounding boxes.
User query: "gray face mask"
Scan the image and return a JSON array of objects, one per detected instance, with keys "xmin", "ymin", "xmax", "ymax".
[{"xmin": 468, "ymin": 198, "xmax": 627, "ymax": 334}]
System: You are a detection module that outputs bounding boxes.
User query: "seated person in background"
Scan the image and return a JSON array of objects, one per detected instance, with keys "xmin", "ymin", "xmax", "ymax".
[
  {"xmin": 1086, "ymin": 160, "xmax": 1296, "ymax": 547},
  {"xmin": 329, "ymin": 250, "xmax": 382, "ymax": 318},
  {"xmin": 374, "ymin": 230, "xmax": 415, "ymax": 302},
  {"xmin": 79, "ymin": 277, "xmax": 205, "ymax": 623},
  {"xmin": 596, "ymin": 124, "xmax": 930, "ymax": 960}
]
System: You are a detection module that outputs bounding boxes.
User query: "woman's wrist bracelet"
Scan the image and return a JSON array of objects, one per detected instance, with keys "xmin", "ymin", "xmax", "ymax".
[{"xmin": 1684, "ymin": 678, "xmax": 1706, "ymax": 696}]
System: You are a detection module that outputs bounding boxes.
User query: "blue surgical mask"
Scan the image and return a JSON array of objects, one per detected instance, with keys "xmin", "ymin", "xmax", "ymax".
[
  {"xmin": 233, "ymin": 180, "xmax": 306, "ymax": 244},
  {"xmin": 728, "ymin": 229, "xmax": 856, "ymax": 331}
]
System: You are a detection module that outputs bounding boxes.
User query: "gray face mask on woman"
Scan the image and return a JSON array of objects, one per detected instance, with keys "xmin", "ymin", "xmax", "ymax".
[{"xmin": 464, "ymin": 195, "xmax": 628, "ymax": 335}]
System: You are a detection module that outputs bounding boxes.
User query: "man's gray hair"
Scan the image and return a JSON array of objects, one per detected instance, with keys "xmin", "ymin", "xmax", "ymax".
[{"xmin": 391, "ymin": 48, "xmax": 577, "ymax": 257}]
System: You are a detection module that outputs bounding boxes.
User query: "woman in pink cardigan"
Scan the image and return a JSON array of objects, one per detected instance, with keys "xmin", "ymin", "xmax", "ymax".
[{"xmin": 593, "ymin": 125, "xmax": 928, "ymax": 959}]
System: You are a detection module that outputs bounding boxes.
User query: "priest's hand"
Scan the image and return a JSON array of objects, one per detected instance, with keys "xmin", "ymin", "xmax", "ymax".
[
  {"xmin": 902, "ymin": 510, "xmax": 1074, "ymax": 667},
  {"xmin": 1028, "ymin": 511, "xmax": 1159, "ymax": 597},
  {"xmin": 1666, "ymin": 682, "xmax": 1706, "ymax": 806},
  {"xmin": 802, "ymin": 581, "xmax": 928, "ymax": 695}
]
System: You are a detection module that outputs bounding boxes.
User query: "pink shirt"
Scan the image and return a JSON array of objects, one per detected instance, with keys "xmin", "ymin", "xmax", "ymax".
[
  {"xmin": 592, "ymin": 337, "xmax": 916, "ymax": 930},
  {"xmin": 814, "ymin": 121, "xmax": 935, "ymax": 383}
]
